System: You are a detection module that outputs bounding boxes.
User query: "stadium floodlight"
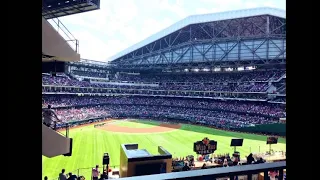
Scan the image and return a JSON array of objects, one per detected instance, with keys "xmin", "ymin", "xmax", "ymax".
[
  {"xmin": 193, "ymin": 68, "xmax": 199, "ymax": 72},
  {"xmin": 237, "ymin": 67, "xmax": 244, "ymax": 71},
  {"xmin": 246, "ymin": 66, "xmax": 256, "ymax": 70},
  {"xmin": 214, "ymin": 67, "xmax": 221, "ymax": 72},
  {"xmin": 225, "ymin": 67, "xmax": 233, "ymax": 71},
  {"xmin": 184, "ymin": 68, "xmax": 189, "ymax": 72}
]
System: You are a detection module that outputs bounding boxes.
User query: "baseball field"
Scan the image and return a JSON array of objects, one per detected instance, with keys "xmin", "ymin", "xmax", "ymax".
[{"xmin": 42, "ymin": 119, "xmax": 286, "ymax": 179}]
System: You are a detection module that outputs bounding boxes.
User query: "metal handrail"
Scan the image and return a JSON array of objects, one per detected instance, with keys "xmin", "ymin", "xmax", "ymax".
[
  {"xmin": 50, "ymin": 165, "xmax": 120, "ymax": 180},
  {"xmin": 42, "ymin": 1, "xmax": 79, "ymax": 53},
  {"xmin": 50, "ymin": 18, "xmax": 79, "ymax": 53}
]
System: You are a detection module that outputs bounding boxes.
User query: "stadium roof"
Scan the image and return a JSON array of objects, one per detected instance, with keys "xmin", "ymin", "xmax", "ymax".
[
  {"xmin": 42, "ymin": 0, "xmax": 100, "ymax": 19},
  {"xmin": 107, "ymin": 7, "xmax": 285, "ymax": 62}
]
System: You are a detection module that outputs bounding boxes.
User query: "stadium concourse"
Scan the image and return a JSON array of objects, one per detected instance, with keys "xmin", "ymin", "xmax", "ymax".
[{"xmin": 43, "ymin": 7, "xmax": 286, "ymax": 180}]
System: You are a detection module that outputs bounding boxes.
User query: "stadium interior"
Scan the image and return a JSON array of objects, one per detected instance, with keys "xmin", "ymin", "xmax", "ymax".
[{"xmin": 42, "ymin": 1, "xmax": 286, "ymax": 179}]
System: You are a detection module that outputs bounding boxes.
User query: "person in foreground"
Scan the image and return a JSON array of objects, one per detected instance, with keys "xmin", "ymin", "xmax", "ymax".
[
  {"xmin": 92, "ymin": 165, "xmax": 100, "ymax": 180},
  {"xmin": 59, "ymin": 169, "xmax": 67, "ymax": 180},
  {"xmin": 201, "ymin": 163, "xmax": 207, "ymax": 169},
  {"xmin": 246, "ymin": 153, "xmax": 255, "ymax": 164},
  {"xmin": 182, "ymin": 163, "xmax": 191, "ymax": 171},
  {"xmin": 43, "ymin": 104, "xmax": 62, "ymax": 130},
  {"xmin": 67, "ymin": 172, "xmax": 77, "ymax": 180}
]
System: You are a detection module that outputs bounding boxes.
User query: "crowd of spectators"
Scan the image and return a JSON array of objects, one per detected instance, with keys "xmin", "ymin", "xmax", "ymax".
[
  {"xmin": 45, "ymin": 168, "xmax": 86, "ymax": 180},
  {"xmin": 43, "ymin": 96, "xmax": 285, "ymax": 118},
  {"xmin": 115, "ymin": 70, "xmax": 285, "ymax": 83},
  {"xmin": 42, "ymin": 70, "xmax": 286, "ymax": 129},
  {"xmin": 54, "ymin": 106, "xmax": 110, "ymax": 122},
  {"xmin": 42, "ymin": 75, "xmax": 91, "ymax": 87},
  {"xmin": 42, "ymin": 70, "xmax": 285, "ymax": 93},
  {"xmin": 71, "ymin": 70, "xmax": 107, "ymax": 78},
  {"xmin": 50, "ymin": 104, "xmax": 279, "ymax": 129},
  {"xmin": 43, "ymin": 87, "xmax": 268, "ymax": 100}
]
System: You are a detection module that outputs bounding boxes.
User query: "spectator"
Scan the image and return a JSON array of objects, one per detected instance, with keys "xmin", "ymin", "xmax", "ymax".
[
  {"xmin": 59, "ymin": 169, "xmax": 67, "ymax": 180},
  {"xmin": 44, "ymin": 176, "xmax": 48, "ymax": 180},
  {"xmin": 43, "ymin": 105, "xmax": 61, "ymax": 130},
  {"xmin": 67, "ymin": 172, "xmax": 77, "ymax": 180},
  {"xmin": 99, "ymin": 171, "xmax": 108, "ymax": 180},
  {"xmin": 201, "ymin": 163, "xmax": 207, "ymax": 169},
  {"xmin": 182, "ymin": 163, "xmax": 191, "ymax": 171},
  {"xmin": 92, "ymin": 165, "xmax": 100, "ymax": 180},
  {"xmin": 223, "ymin": 159, "xmax": 228, "ymax": 167},
  {"xmin": 269, "ymin": 170, "xmax": 278, "ymax": 180},
  {"xmin": 255, "ymin": 157, "xmax": 265, "ymax": 164},
  {"xmin": 246, "ymin": 153, "xmax": 255, "ymax": 164},
  {"xmin": 77, "ymin": 176, "xmax": 85, "ymax": 180}
]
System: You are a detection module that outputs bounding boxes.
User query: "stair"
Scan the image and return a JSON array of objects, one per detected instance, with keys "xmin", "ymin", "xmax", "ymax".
[{"xmin": 274, "ymin": 73, "xmax": 286, "ymax": 82}]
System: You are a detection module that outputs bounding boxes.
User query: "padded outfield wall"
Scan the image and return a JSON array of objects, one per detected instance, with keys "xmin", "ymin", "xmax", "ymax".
[{"xmin": 233, "ymin": 123, "xmax": 286, "ymax": 136}]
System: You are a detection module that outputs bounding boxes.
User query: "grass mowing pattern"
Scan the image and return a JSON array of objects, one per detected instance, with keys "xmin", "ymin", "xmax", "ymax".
[{"xmin": 43, "ymin": 120, "xmax": 286, "ymax": 179}]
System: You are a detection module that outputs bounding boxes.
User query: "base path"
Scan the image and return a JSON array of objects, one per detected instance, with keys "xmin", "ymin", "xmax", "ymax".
[{"xmin": 98, "ymin": 123, "xmax": 181, "ymax": 133}]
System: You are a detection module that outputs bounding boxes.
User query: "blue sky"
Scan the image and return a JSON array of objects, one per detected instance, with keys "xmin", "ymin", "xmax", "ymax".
[{"xmin": 49, "ymin": 0, "xmax": 285, "ymax": 62}]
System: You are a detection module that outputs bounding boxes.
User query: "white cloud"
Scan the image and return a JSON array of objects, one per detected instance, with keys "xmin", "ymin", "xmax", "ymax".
[
  {"xmin": 140, "ymin": 18, "xmax": 173, "ymax": 40},
  {"xmin": 71, "ymin": 31, "xmax": 109, "ymax": 61},
  {"xmin": 157, "ymin": 0, "xmax": 187, "ymax": 18},
  {"xmin": 195, "ymin": 8, "xmax": 213, "ymax": 15}
]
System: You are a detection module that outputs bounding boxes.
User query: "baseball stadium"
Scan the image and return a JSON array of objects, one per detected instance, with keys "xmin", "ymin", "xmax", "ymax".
[{"xmin": 42, "ymin": 1, "xmax": 286, "ymax": 180}]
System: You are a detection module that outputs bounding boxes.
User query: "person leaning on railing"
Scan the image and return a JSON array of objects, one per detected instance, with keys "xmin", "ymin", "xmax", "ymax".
[{"xmin": 42, "ymin": 104, "xmax": 63, "ymax": 130}]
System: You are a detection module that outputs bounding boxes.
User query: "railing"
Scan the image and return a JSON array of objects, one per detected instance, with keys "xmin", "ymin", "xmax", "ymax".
[
  {"xmin": 48, "ymin": 162, "xmax": 285, "ymax": 180},
  {"xmin": 42, "ymin": 1, "xmax": 79, "ymax": 54},
  {"xmin": 50, "ymin": 165, "xmax": 120, "ymax": 180},
  {"xmin": 120, "ymin": 161, "xmax": 286, "ymax": 180},
  {"xmin": 49, "ymin": 162, "xmax": 285, "ymax": 180},
  {"xmin": 48, "ymin": 18, "xmax": 79, "ymax": 53},
  {"xmin": 46, "ymin": 122, "xmax": 70, "ymax": 138}
]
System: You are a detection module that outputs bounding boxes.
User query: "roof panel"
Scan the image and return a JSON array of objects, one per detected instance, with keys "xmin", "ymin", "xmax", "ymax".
[{"xmin": 107, "ymin": 7, "xmax": 285, "ymax": 62}]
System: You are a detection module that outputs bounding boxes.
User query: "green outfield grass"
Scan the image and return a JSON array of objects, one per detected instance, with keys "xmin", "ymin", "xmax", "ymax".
[{"xmin": 42, "ymin": 120, "xmax": 286, "ymax": 179}]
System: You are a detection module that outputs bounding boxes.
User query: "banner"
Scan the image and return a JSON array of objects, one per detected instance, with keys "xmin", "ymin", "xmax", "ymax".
[{"xmin": 193, "ymin": 137, "xmax": 217, "ymax": 155}]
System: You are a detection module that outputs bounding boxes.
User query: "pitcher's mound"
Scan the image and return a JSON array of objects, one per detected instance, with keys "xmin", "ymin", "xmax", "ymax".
[{"xmin": 98, "ymin": 123, "xmax": 181, "ymax": 133}]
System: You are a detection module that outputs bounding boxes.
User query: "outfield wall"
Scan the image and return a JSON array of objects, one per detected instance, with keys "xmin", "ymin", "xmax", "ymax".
[
  {"xmin": 56, "ymin": 115, "xmax": 285, "ymax": 136},
  {"xmin": 232, "ymin": 123, "xmax": 286, "ymax": 136}
]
